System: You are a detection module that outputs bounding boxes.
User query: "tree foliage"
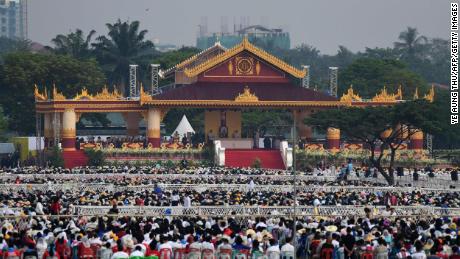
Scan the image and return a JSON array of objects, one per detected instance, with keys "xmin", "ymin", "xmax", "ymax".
[
  {"xmin": 93, "ymin": 20, "xmax": 156, "ymax": 93},
  {"xmin": 305, "ymin": 100, "xmax": 441, "ymax": 184},
  {"xmin": 339, "ymin": 58, "xmax": 427, "ymax": 98},
  {"xmin": 0, "ymin": 52, "xmax": 106, "ymax": 134},
  {"xmin": 50, "ymin": 29, "xmax": 96, "ymax": 59},
  {"xmin": 0, "ymin": 106, "xmax": 8, "ymax": 141}
]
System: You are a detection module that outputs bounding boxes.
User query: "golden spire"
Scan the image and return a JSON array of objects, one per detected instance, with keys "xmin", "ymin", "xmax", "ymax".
[
  {"xmin": 34, "ymin": 84, "xmax": 47, "ymax": 101},
  {"xmin": 73, "ymin": 87, "xmax": 93, "ymax": 100},
  {"xmin": 340, "ymin": 85, "xmax": 362, "ymax": 102},
  {"xmin": 424, "ymin": 84, "xmax": 435, "ymax": 102},
  {"xmin": 53, "ymin": 84, "xmax": 66, "ymax": 100},
  {"xmin": 139, "ymin": 83, "xmax": 153, "ymax": 104},
  {"xmin": 413, "ymin": 87, "xmax": 419, "ymax": 100},
  {"xmin": 396, "ymin": 85, "xmax": 403, "ymax": 100},
  {"xmin": 94, "ymin": 85, "xmax": 122, "ymax": 100},
  {"xmin": 372, "ymin": 85, "xmax": 402, "ymax": 102}
]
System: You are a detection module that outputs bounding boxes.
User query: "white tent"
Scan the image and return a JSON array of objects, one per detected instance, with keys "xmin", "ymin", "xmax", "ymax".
[{"xmin": 171, "ymin": 115, "xmax": 195, "ymax": 138}]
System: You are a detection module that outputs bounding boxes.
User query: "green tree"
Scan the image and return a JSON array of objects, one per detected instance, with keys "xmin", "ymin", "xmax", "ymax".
[
  {"xmin": 305, "ymin": 100, "xmax": 440, "ymax": 185},
  {"xmin": 152, "ymin": 47, "xmax": 200, "ymax": 71},
  {"xmin": 339, "ymin": 58, "xmax": 427, "ymax": 98},
  {"xmin": 0, "ymin": 52, "xmax": 106, "ymax": 134},
  {"xmin": 93, "ymin": 20, "xmax": 156, "ymax": 93},
  {"xmin": 0, "ymin": 37, "xmax": 30, "ymax": 62},
  {"xmin": 50, "ymin": 29, "xmax": 96, "ymax": 59},
  {"xmin": 0, "ymin": 106, "xmax": 8, "ymax": 141},
  {"xmin": 394, "ymin": 27, "xmax": 427, "ymax": 60}
]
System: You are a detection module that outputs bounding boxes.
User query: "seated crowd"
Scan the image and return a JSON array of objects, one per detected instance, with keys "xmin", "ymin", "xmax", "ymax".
[
  {"xmin": 0, "ymin": 166, "xmax": 458, "ymax": 258},
  {"xmin": 0, "ymin": 212, "xmax": 459, "ymax": 259}
]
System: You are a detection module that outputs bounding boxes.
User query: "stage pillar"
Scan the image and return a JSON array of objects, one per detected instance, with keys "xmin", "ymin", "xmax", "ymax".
[
  {"xmin": 43, "ymin": 113, "xmax": 53, "ymax": 148},
  {"xmin": 410, "ymin": 130, "xmax": 423, "ymax": 150},
  {"xmin": 147, "ymin": 108, "xmax": 161, "ymax": 148},
  {"xmin": 123, "ymin": 113, "xmax": 142, "ymax": 137},
  {"xmin": 327, "ymin": 127, "xmax": 340, "ymax": 151},
  {"xmin": 62, "ymin": 109, "xmax": 76, "ymax": 151}
]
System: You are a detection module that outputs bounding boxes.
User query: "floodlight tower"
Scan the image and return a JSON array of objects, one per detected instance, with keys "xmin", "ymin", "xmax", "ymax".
[
  {"xmin": 150, "ymin": 64, "xmax": 161, "ymax": 96},
  {"xmin": 129, "ymin": 65, "xmax": 138, "ymax": 98},
  {"xmin": 329, "ymin": 67, "xmax": 338, "ymax": 97},
  {"xmin": 301, "ymin": 65, "xmax": 310, "ymax": 88}
]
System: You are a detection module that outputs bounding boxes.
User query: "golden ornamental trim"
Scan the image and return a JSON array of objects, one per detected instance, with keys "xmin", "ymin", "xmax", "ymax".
[
  {"xmin": 53, "ymin": 85, "xmax": 66, "ymax": 100},
  {"xmin": 94, "ymin": 86, "xmax": 123, "ymax": 100},
  {"xmin": 34, "ymin": 84, "xmax": 48, "ymax": 101},
  {"xmin": 139, "ymin": 84, "xmax": 153, "ymax": 104},
  {"xmin": 73, "ymin": 87, "xmax": 93, "ymax": 100},
  {"xmin": 424, "ymin": 85, "xmax": 435, "ymax": 102},
  {"xmin": 162, "ymin": 42, "xmax": 227, "ymax": 76},
  {"xmin": 340, "ymin": 85, "xmax": 362, "ymax": 102},
  {"xmin": 234, "ymin": 86, "xmax": 259, "ymax": 102},
  {"xmin": 183, "ymin": 37, "xmax": 306, "ymax": 78},
  {"xmin": 371, "ymin": 85, "xmax": 403, "ymax": 102}
]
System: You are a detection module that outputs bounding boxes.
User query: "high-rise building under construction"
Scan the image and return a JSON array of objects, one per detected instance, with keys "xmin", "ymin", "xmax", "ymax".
[
  {"xmin": 197, "ymin": 23, "xmax": 290, "ymax": 51},
  {"xmin": 0, "ymin": 0, "xmax": 27, "ymax": 39}
]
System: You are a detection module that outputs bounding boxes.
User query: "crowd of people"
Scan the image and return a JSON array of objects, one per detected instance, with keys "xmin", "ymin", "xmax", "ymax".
[{"xmin": 0, "ymin": 166, "xmax": 458, "ymax": 258}]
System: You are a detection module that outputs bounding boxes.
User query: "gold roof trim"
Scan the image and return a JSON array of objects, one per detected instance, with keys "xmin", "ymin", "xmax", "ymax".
[
  {"xmin": 94, "ymin": 86, "xmax": 123, "ymax": 100},
  {"xmin": 53, "ymin": 84, "xmax": 66, "ymax": 100},
  {"xmin": 73, "ymin": 87, "xmax": 93, "ymax": 100},
  {"xmin": 371, "ymin": 85, "xmax": 403, "ymax": 102},
  {"xmin": 140, "ymin": 84, "xmax": 153, "ymax": 104},
  {"xmin": 235, "ymin": 86, "xmax": 259, "ymax": 102},
  {"xmin": 413, "ymin": 87, "xmax": 419, "ymax": 100},
  {"xmin": 424, "ymin": 85, "xmax": 435, "ymax": 102},
  {"xmin": 161, "ymin": 42, "xmax": 227, "ymax": 77},
  {"xmin": 34, "ymin": 84, "xmax": 48, "ymax": 101},
  {"xmin": 340, "ymin": 85, "xmax": 362, "ymax": 102},
  {"xmin": 184, "ymin": 37, "xmax": 307, "ymax": 78}
]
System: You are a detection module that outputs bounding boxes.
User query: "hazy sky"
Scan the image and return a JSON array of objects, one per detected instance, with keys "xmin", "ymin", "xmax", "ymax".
[{"xmin": 29, "ymin": 0, "xmax": 450, "ymax": 55}]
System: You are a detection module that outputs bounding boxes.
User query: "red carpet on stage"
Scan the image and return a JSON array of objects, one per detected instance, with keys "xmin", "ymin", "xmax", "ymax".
[
  {"xmin": 224, "ymin": 149, "xmax": 285, "ymax": 169},
  {"xmin": 63, "ymin": 150, "xmax": 88, "ymax": 168}
]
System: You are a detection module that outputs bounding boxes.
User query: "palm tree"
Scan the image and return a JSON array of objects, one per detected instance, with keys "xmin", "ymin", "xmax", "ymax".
[
  {"xmin": 394, "ymin": 27, "xmax": 427, "ymax": 60},
  {"xmin": 51, "ymin": 29, "xmax": 96, "ymax": 59},
  {"xmin": 92, "ymin": 19, "xmax": 155, "ymax": 93}
]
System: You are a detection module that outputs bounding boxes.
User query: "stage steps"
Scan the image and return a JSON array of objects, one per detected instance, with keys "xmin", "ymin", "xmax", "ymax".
[
  {"xmin": 224, "ymin": 149, "xmax": 285, "ymax": 169},
  {"xmin": 63, "ymin": 150, "xmax": 88, "ymax": 168}
]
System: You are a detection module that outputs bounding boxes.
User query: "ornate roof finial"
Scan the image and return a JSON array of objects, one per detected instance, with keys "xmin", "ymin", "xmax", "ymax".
[
  {"xmin": 424, "ymin": 84, "xmax": 435, "ymax": 102},
  {"xmin": 53, "ymin": 84, "xmax": 66, "ymax": 100},
  {"xmin": 340, "ymin": 85, "xmax": 362, "ymax": 102},
  {"xmin": 34, "ymin": 84, "xmax": 47, "ymax": 101},
  {"xmin": 396, "ymin": 85, "xmax": 403, "ymax": 100},
  {"xmin": 140, "ymin": 83, "xmax": 153, "ymax": 104},
  {"xmin": 372, "ymin": 85, "xmax": 400, "ymax": 102},
  {"xmin": 235, "ymin": 86, "xmax": 259, "ymax": 102},
  {"xmin": 413, "ymin": 87, "xmax": 419, "ymax": 100}
]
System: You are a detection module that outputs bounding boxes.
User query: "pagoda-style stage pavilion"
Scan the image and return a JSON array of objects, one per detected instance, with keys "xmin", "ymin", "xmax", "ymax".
[{"xmin": 35, "ymin": 38, "xmax": 433, "ymax": 168}]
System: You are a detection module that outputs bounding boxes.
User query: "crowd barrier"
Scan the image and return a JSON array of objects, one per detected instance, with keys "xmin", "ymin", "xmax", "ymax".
[
  {"xmin": 0, "ymin": 183, "xmax": 457, "ymax": 194},
  {"xmin": 70, "ymin": 205, "xmax": 460, "ymax": 218}
]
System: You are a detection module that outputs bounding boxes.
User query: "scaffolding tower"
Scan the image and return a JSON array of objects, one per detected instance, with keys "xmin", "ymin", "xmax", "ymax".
[
  {"xmin": 329, "ymin": 67, "xmax": 338, "ymax": 97},
  {"xmin": 426, "ymin": 133, "xmax": 433, "ymax": 156},
  {"xmin": 129, "ymin": 65, "xmax": 138, "ymax": 98},
  {"xmin": 150, "ymin": 64, "xmax": 161, "ymax": 96},
  {"xmin": 301, "ymin": 65, "xmax": 310, "ymax": 88}
]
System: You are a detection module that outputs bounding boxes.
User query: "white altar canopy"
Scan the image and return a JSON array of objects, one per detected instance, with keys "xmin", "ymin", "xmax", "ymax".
[{"xmin": 171, "ymin": 115, "xmax": 195, "ymax": 138}]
